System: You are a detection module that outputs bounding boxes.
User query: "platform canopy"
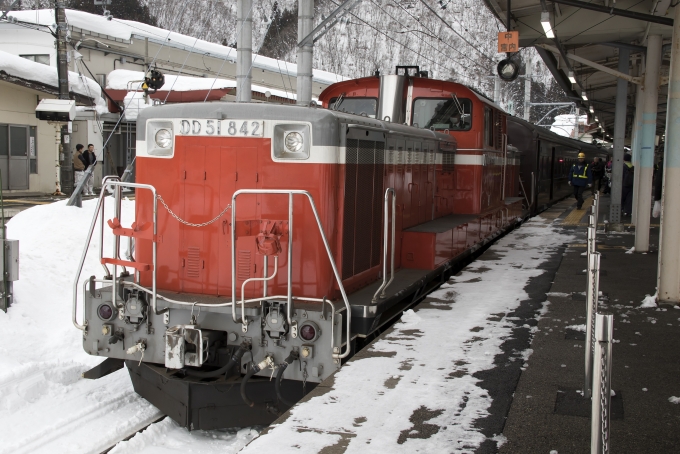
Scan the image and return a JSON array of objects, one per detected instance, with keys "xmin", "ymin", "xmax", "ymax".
[{"xmin": 484, "ymin": 0, "xmax": 676, "ymax": 140}]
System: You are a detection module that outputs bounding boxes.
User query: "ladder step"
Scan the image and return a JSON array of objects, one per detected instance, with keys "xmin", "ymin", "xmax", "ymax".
[
  {"xmin": 101, "ymin": 258, "xmax": 152, "ymax": 272},
  {"xmin": 107, "ymin": 218, "xmax": 156, "ymax": 241}
]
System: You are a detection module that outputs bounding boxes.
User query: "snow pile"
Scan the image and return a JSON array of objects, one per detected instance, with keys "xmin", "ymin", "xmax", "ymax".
[
  {"xmin": 566, "ymin": 324, "xmax": 586, "ymax": 332},
  {"xmin": 109, "ymin": 418, "xmax": 258, "ymax": 454},
  {"xmin": 122, "ymin": 91, "xmax": 153, "ymax": 122},
  {"xmin": 0, "ymin": 198, "xmax": 252, "ymax": 453},
  {"xmin": 669, "ymin": 397, "xmax": 680, "ymax": 404},
  {"xmin": 241, "ymin": 217, "xmax": 575, "ymax": 452},
  {"xmin": 0, "ymin": 50, "xmax": 106, "ymax": 113},
  {"xmin": 640, "ymin": 293, "xmax": 658, "ymax": 309},
  {"xmin": 626, "ymin": 247, "xmax": 635, "ymax": 254}
]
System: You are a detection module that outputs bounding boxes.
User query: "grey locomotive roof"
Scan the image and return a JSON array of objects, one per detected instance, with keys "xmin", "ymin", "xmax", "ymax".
[{"xmin": 137, "ymin": 102, "xmax": 456, "ymax": 147}]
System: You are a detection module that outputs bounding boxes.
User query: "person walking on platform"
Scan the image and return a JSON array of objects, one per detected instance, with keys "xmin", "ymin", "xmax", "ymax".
[
  {"xmin": 621, "ymin": 153, "xmax": 634, "ymax": 216},
  {"xmin": 73, "ymin": 144, "xmax": 86, "ymax": 194},
  {"xmin": 568, "ymin": 153, "xmax": 592, "ymax": 210},
  {"xmin": 591, "ymin": 157, "xmax": 604, "ymax": 194}
]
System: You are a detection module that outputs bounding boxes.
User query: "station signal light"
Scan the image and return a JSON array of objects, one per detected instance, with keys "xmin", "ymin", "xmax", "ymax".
[
  {"xmin": 541, "ymin": 12, "xmax": 555, "ymax": 39},
  {"xmin": 568, "ymin": 71, "xmax": 577, "ymax": 84},
  {"xmin": 497, "ymin": 59, "xmax": 520, "ymax": 82}
]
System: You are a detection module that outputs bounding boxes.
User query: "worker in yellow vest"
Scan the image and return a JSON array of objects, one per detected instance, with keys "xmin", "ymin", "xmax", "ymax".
[{"xmin": 568, "ymin": 152, "xmax": 593, "ymax": 210}]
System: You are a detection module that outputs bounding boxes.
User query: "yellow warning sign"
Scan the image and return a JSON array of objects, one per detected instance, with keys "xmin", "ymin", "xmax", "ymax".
[{"xmin": 498, "ymin": 31, "xmax": 519, "ymax": 53}]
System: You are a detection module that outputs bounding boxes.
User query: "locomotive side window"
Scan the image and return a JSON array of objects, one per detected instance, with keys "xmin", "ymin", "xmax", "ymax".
[
  {"xmin": 484, "ymin": 107, "xmax": 493, "ymax": 147},
  {"xmin": 412, "ymin": 98, "xmax": 472, "ymax": 131},
  {"xmin": 329, "ymin": 97, "xmax": 377, "ymax": 118}
]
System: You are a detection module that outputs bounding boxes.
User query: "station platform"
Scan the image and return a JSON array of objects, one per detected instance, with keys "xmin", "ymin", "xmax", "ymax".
[{"xmin": 239, "ymin": 194, "xmax": 680, "ymax": 453}]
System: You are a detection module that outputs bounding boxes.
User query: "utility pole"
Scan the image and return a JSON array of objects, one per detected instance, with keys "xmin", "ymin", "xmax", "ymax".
[
  {"xmin": 524, "ymin": 62, "xmax": 532, "ymax": 121},
  {"xmin": 236, "ymin": 0, "xmax": 252, "ymax": 102},
  {"xmin": 296, "ymin": 0, "xmax": 313, "ymax": 106},
  {"xmin": 55, "ymin": 2, "xmax": 70, "ymax": 195},
  {"xmin": 657, "ymin": 6, "xmax": 680, "ymax": 303}
]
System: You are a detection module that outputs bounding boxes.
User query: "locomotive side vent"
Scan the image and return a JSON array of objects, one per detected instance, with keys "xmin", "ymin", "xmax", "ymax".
[{"xmin": 342, "ymin": 138, "xmax": 385, "ymax": 280}]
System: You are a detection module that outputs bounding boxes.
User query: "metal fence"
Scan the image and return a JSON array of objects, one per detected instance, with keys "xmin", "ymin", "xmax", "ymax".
[{"xmin": 584, "ymin": 193, "xmax": 614, "ymax": 454}]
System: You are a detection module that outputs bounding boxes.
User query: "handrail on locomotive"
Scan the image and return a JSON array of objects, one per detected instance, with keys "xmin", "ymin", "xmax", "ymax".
[{"xmin": 73, "ymin": 181, "xmax": 353, "ymax": 360}]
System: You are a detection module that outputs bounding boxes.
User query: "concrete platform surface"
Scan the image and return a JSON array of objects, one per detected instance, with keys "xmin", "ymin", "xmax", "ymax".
[{"xmin": 241, "ymin": 203, "xmax": 578, "ymax": 453}]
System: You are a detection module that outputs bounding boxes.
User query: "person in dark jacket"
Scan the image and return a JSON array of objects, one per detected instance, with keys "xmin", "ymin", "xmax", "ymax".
[
  {"xmin": 81, "ymin": 144, "xmax": 97, "ymax": 196},
  {"xmin": 73, "ymin": 144, "xmax": 85, "ymax": 192},
  {"xmin": 590, "ymin": 157, "xmax": 605, "ymax": 194},
  {"xmin": 621, "ymin": 153, "xmax": 634, "ymax": 216},
  {"xmin": 568, "ymin": 152, "xmax": 593, "ymax": 210}
]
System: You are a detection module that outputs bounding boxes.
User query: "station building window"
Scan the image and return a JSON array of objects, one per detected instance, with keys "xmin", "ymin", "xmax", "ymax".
[
  {"xmin": 412, "ymin": 98, "xmax": 472, "ymax": 131},
  {"xmin": 20, "ymin": 54, "xmax": 50, "ymax": 66}
]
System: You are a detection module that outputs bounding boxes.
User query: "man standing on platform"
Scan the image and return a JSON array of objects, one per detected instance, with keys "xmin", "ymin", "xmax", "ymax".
[{"xmin": 568, "ymin": 152, "xmax": 592, "ymax": 210}]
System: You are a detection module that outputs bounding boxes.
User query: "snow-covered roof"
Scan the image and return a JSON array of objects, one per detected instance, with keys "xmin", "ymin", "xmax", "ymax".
[
  {"xmin": 108, "ymin": 70, "xmax": 304, "ymax": 102},
  {"xmin": 0, "ymin": 49, "xmax": 105, "ymax": 105},
  {"xmin": 7, "ymin": 9, "xmax": 347, "ymax": 86}
]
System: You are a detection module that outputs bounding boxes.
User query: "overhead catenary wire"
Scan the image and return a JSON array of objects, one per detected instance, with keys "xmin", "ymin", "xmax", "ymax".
[{"xmin": 382, "ymin": 0, "xmax": 494, "ymax": 75}]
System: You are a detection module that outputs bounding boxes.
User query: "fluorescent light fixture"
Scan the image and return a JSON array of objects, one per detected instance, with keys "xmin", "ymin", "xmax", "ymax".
[
  {"xmin": 568, "ymin": 71, "xmax": 577, "ymax": 84},
  {"xmin": 595, "ymin": 116, "xmax": 599, "ymax": 122},
  {"xmin": 589, "ymin": 105, "xmax": 594, "ymax": 113},
  {"xmin": 582, "ymin": 92, "xmax": 588, "ymax": 101},
  {"xmin": 541, "ymin": 12, "xmax": 555, "ymax": 38}
]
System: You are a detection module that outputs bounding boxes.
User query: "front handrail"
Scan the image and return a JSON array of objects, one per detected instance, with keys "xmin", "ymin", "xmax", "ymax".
[
  {"xmin": 373, "ymin": 188, "xmax": 396, "ymax": 302},
  {"xmin": 231, "ymin": 189, "xmax": 352, "ymax": 359},
  {"xmin": 72, "ymin": 178, "xmax": 160, "ymax": 332}
]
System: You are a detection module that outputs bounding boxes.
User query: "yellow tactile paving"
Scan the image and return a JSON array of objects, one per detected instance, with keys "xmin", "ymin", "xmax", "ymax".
[{"xmin": 561, "ymin": 195, "xmax": 594, "ymax": 225}]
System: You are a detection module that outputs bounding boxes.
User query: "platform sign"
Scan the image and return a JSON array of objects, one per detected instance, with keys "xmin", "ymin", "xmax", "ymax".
[{"xmin": 498, "ymin": 31, "xmax": 519, "ymax": 53}]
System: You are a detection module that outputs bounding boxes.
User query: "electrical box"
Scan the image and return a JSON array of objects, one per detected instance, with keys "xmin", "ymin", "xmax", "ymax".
[
  {"xmin": 35, "ymin": 99, "xmax": 76, "ymax": 122},
  {"xmin": 3, "ymin": 240, "xmax": 19, "ymax": 281}
]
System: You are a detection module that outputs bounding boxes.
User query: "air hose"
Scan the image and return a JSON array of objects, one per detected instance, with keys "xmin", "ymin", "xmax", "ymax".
[
  {"xmin": 241, "ymin": 356, "xmax": 274, "ymax": 407},
  {"xmin": 275, "ymin": 350, "xmax": 300, "ymax": 408},
  {"xmin": 185, "ymin": 342, "xmax": 249, "ymax": 379}
]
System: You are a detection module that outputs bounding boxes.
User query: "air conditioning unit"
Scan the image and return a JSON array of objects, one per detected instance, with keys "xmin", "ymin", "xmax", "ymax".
[{"xmin": 35, "ymin": 99, "xmax": 76, "ymax": 122}]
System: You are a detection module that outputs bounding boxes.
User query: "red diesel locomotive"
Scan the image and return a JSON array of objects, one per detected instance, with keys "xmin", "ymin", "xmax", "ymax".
[{"xmin": 75, "ymin": 70, "xmax": 525, "ymax": 430}]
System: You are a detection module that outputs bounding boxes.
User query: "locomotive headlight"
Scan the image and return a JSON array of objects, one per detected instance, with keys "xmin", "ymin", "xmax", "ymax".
[
  {"xmin": 284, "ymin": 132, "xmax": 304, "ymax": 153},
  {"xmin": 299, "ymin": 321, "xmax": 320, "ymax": 342},
  {"xmin": 155, "ymin": 128, "xmax": 172, "ymax": 148},
  {"xmin": 97, "ymin": 303, "xmax": 115, "ymax": 321}
]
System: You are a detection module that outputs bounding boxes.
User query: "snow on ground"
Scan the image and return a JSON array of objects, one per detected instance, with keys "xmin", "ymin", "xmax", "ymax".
[
  {"xmin": 240, "ymin": 216, "xmax": 575, "ymax": 453},
  {"xmin": 0, "ymin": 198, "xmax": 251, "ymax": 453}
]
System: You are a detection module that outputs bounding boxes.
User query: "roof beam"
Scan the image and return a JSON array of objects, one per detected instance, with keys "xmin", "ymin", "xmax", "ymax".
[
  {"xmin": 549, "ymin": 0, "xmax": 674, "ymax": 26},
  {"xmin": 536, "ymin": 43, "xmax": 643, "ymax": 84}
]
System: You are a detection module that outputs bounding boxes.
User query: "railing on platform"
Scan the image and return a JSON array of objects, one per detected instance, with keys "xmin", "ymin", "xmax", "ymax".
[{"xmin": 582, "ymin": 193, "xmax": 614, "ymax": 454}]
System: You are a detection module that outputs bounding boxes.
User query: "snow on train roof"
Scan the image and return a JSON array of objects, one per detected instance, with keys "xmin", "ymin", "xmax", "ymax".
[{"xmin": 7, "ymin": 9, "xmax": 347, "ymax": 86}]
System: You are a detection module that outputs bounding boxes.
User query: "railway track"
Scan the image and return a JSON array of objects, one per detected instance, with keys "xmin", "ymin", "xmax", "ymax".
[{"xmin": 99, "ymin": 416, "xmax": 167, "ymax": 454}]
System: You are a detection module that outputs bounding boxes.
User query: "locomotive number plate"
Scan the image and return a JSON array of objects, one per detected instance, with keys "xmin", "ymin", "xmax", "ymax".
[{"xmin": 178, "ymin": 119, "xmax": 264, "ymax": 137}]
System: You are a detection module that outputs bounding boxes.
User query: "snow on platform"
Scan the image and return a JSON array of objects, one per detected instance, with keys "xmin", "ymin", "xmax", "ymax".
[
  {"xmin": 0, "ymin": 199, "xmax": 256, "ymax": 454},
  {"xmin": 240, "ymin": 216, "xmax": 575, "ymax": 453}
]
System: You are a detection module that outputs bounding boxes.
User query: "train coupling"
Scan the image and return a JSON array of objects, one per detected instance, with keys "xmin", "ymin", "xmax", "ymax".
[{"xmin": 164, "ymin": 325, "xmax": 210, "ymax": 369}]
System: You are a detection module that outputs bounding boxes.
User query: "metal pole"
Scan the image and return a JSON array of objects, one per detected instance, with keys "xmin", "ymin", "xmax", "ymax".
[
  {"xmin": 585, "ymin": 248, "xmax": 600, "ymax": 399},
  {"xmin": 54, "ymin": 3, "xmax": 69, "ymax": 196},
  {"xmin": 658, "ymin": 6, "xmax": 680, "ymax": 304},
  {"xmin": 591, "ymin": 313, "xmax": 614, "ymax": 454},
  {"xmin": 524, "ymin": 62, "xmax": 532, "ymax": 121},
  {"xmin": 236, "ymin": 0, "xmax": 252, "ymax": 102},
  {"xmin": 635, "ymin": 35, "xmax": 662, "ymax": 252},
  {"xmin": 296, "ymin": 0, "xmax": 314, "ymax": 106},
  {"xmin": 610, "ymin": 48, "xmax": 629, "ymax": 228},
  {"xmin": 631, "ymin": 75, "xmax": 644, "ymax": 225}
]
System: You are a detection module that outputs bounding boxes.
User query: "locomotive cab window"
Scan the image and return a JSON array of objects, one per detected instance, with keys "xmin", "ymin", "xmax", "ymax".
[
  {"xmin": 412, "ymin": 97, "xmax": 472, "ymax": 131},
  {"xmin": 328, "ymin": 97, "xmax": 377, "ymax": 118}
]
